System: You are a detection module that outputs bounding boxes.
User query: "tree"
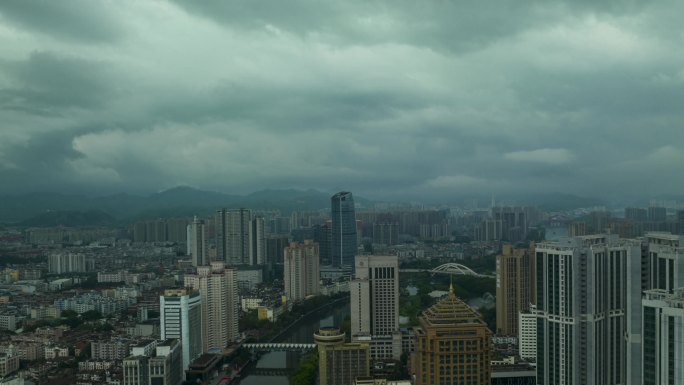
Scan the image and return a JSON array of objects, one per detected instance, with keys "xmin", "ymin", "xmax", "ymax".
[{"xmin": 81, "ymin": 310, "xmax": 102, "ymax": 321}]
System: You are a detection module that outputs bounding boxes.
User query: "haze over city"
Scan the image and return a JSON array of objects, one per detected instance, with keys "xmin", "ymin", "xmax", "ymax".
[{"xmin": 1, "ymin": 1, "xmax": 683, "ymax": 201}]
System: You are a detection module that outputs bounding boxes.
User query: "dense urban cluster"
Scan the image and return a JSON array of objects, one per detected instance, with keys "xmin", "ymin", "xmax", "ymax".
[{"xmin": 1, "ymin": 192, "xmax": 684, "ymax": 385}]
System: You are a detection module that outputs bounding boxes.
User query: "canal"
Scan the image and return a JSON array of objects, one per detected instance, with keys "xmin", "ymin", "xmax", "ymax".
[{"xmin": 238, "ymin": 300, "xmax": 351, "ymax": 385}]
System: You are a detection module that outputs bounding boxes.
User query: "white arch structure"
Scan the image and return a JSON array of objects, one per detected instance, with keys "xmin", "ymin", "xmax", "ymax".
[{"xmin": 429, "ymin": 263, "xmax": 481, "ymax": 277}]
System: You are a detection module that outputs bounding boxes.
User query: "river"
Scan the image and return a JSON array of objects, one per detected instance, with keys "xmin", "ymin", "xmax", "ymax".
[{"xmin": 238, "ymin": 301, "xmax": 351, "ymax": 385}]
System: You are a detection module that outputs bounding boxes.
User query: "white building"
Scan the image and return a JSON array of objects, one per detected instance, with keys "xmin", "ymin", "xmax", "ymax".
[
  {"xmin": 518, "ymin": 311, "xmax": 537, "ymax": 360},
  {"xmin": 535, "ymin": 235, "xmax": 643, "ymax": 385},
  {"xmin": 284, "ymin": 240, "xmax": 320, "ymax": 302},
  {"xmin": 160, "ymin": 288, "xmax": 203, "ymax": 374},
  {"xmin": 48, "ymin": 253, "xmax": 86, "ymax": 274},
  {"xmin": 351, "ymin": 255, "xmax": 401, "ymax": 360},
  {"xmin": 642, "ymin": 288, "xmax": 684, "ymax": 385},
  {"xmin": 0, "ymin": 315, "xmax": 16, "ymax": 331}
]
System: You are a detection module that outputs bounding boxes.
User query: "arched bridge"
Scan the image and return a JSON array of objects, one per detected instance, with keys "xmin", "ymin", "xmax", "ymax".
[
  {"xmin": 401, "ymin": 263, "xmax": 485, "ymax": 277},
  {"xmin": 243, "ymin": 343, "xmax": 316, "ymax": 352}
]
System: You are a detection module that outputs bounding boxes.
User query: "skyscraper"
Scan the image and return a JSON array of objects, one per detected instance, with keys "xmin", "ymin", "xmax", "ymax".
[
  {"xmin": 535, "ymin": 234, "xmax": 643, "ymax": 385},
  {"xmin": 641, "ymin": 288, "xmax": 684, "ymax": 385},
  {"xmin": 184, "ymin": 262, "xmax": 239, "ymax": 351},
  {"xmin": 331, "ymin": 192, "xmax": 358, "ymax": 269},
  {"xmin": 160, "ymin": 288, "xmax": 203, "ymax": 374},
  {"xmin": 350, "ymin": 255, "xmax": 401, "ymax": 359},
  {"xmin": 189, "ymin": 216, "xmax": 207, "ymax": 267},
  {"xmin": 284, "ymin": 240, "xmax": 320, "ymax": 302},
  {"xmin": 412, "ymin": 285, "xmax": 492, "ymax": 385},
  {"xmin": 495, "ymin": 244, "xmax": 535, "ymax": 336},
  {"xmin": 216, "ymin": 208, "xmax": 265, "ymax": 266}
]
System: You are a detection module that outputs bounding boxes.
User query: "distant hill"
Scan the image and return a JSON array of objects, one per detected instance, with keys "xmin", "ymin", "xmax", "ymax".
[
  {"xmin": 0, "ymin": 187, "xmax": 356, "ymax": 224},
  {"xmin": 19, "ymin": 210, "xmax": 116, "ymax": 228}
]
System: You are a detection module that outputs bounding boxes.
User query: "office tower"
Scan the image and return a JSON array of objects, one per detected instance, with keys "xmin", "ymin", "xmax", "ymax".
[
  {"xmin": 249, "ymin": 216, "xmax": 265, "ymax": 265},
  {"xmin": 284, "ymin": 240, "xmax": 320, "ymax": 302},
  {"xmin": 648, "ymin": 206, "xmax": 667, "ymax": 222},
  {"xmin": 216, "ymin": 208, "xmax": 265, "ymax": 266},
  {"xmin": 372, "ymin": 222, "xmax": 398, "ymax": 246},
  {"xmin": 149, "ymin": 339, "xmax": 183, "ymax": 385},
  {"xmin": 166, "ymin": 218, "xmax": 190, "ymax": 243},
  {"xmin": 495, "ymin": 244, "xmax": 535, "ymax": 336},
  {"xmin": 351, "ymin": 255, "xmax": 400, "ymax": 359},
  {"xmin": 625, "ymin": 207, "xmax": 648, "ymax": 222},
  {"xmin": 48, "ymin": 253, "xmax": 86, "ymax": 274},
  {"xmin": 535, "ymin": 234, "xmax": 643, "ymax": 385},
  {"xmin": 412, "ymin": 285, "xmax": 492, "ymax": 385},
  {"xmin": 567, "ymin": 221, "xmax": 587, "ymax": 237},
  {"xmin": 189, "ymin": 217, "xmax": 207, "ymax": 267},
  {"xmin": 518, "ymin": 310, "xmax": 537, "ymax": 360},
  {"xmin": 492, "ymin": 206, "xmax": 529, "ymax": 242},
  {"xmin": 184, "ymin": 262, "xmax": 239, "ymax": 351},
  {"xmin": 160, "ymin": 288, "xmax": 203, "ymax": 373},
  {"xmin": 331, "ymin": 192, "xmax": 358, "ymax": 269},
  {"xmin": 641, "ymin": 288, "xmax": 684, "ymax": 385},
  {"xmin": 315, "ymin": 328, "xmax": 370, "ymax": 385}
]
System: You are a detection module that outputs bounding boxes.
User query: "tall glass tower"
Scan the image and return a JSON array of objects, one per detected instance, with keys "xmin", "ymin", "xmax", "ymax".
[{"xmin": 331, "ymin": 191, "xmax": 357, "ymax": 269}]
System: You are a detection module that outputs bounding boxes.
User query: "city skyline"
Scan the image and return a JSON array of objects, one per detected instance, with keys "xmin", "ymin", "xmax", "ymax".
[{"xmin": 1, "ymin": 2, "xmax": 683, "ymax": 201}]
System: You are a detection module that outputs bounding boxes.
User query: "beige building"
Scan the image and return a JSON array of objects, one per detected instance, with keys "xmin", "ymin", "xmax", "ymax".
[
  {"xmin": 412, "ymin": 285, "xmax": 492, "ymax": 385},
  {"xmin": 315, "ymin": 328, "xmax": 370, "ymax": 385},
  {"xmin": 495, "ymin": 243, "xmax": 535, "ymax": 336},
  {"xmin": 284, "ymin": 240, "xmax": 320, "ymax": 302},
  {"xmin": 185, "ymin": 262, "xmax": 239, "ymax": 351},
  {"xmin": 0, "ymin": 354, "xmax": 19, "ymax": 377}
]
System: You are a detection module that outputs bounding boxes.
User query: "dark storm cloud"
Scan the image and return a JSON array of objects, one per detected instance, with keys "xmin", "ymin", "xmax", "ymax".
[
  {"xmin": 0, "ymin": 0, "xmax": 682, "ymax": 201},
  {"xmin": 0, "ymin": 0, "xmax": 124, "ymax": 43}
]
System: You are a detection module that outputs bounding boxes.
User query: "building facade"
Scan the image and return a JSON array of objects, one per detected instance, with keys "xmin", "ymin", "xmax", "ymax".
[
  {"xmin": 535, "ymin": 235, "xmax": 643, "ymax": 385},
  {"xmin": 189, "ymin": 216, "xmax": 207, "ymax": 267},
  {"xmin": 184, "ymin": 262, "xmax": 239, "ymax": 351},
  {"xmin": 351, "ymin": 255, "xmax": 401, "ymax": 359},
  {"xmin": 495, "ymin": 244, "xmax": 536, "ymax": 336},
  {"xmin": 160, "ymin": 288, "xmax": 203, "ymax": 373},
  {"xmin": 331, "ymin": 192, "xmax": 358, "ymax": 269},
  {"xmin": 284, "ymin": 240, "xmax": 320, "ymax": 302}
]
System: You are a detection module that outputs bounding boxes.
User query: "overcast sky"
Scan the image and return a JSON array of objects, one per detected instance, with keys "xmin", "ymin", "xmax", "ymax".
[{"xmin": 0, "ymin": 1, "xmax": 683, "ymax": 201}]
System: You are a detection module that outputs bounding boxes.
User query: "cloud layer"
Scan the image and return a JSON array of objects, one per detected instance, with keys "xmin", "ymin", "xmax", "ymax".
[{"xmin": 0, "ymin": 1, "xmax": 683, "ymax": 201}]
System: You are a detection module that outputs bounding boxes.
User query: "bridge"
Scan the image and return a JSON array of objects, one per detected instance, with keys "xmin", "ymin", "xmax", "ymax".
[
  {"xmin": 250, "ymin": 367, "xmax": 294, "ymax": 376},
  {"xmin": 401, "ymin": 263, "xmax": 485, "ymax": 277},
  {"xmin": 243, "ymin": 343, "xmax": 316, "ymax": 352}
]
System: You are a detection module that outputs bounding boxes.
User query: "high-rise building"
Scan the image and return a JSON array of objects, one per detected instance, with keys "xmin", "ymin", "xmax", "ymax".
[
  {"xmin": 250, "ymin": 216, "xmax": 265, "ymax": 265},
  {"xmin": 314, "ymin": 222, "xmax": 332, "ymax": 265},
  {"xmin": 567, "ymin": 221, "xmax": 587, "ymax": 237},
  {"xmin": 331, "ymin": 192, "xmax": 358, "ymax": 269},
  {"xmin": 189, "ymin": 217, "xmax": 207, "ymax": 267},
  {"xmin": 266, "ymin": 236, "xmax": 290, "ymax": 265},
  {"xmin": 315, "ymin": 328, "xmax": 370, "ymax": 385},
  {"xmin": 160, "ymin": 288, "xmax": 203, "ymax": 373},
  {"xmin": 48, "ymin": 253, "xmax": 86, "ymax": 274},
  {"xmin": 643, "ymin": 232, "xmax": 684, "ymax": 292},
  {"xmin": 351, "ymin": 255, "xmax": 400, "ymax": 359},
  {"xmin": 372, "ymin": 222, "xmax": 398, "ymax": 246},
  {"xmin": 641, "ymin": 288, "xmax": 684, "ymax": 385},
  {"xmin": 474, "ymin": 219, "xmax": 502, "ymax": 242},
  {"xmin": 492, "ymin": 206, "xmax": 529, "ymax": 242},
  {"xmin": 648, "ymin": 206, "xmax": 667, "ymax": 222},
  {"xmin": 284, "ymin": 240, "xmax": 320, "ymax": 302},
  {"xmin": 184, "ymin": 262, "xmax": 239, "ymax": 351},
  {"xmin": 535, "ymin": 235, "xmax": 643, "ymax": 385},
  {"xmin": 412, "ymin": 285, "xmax": 492, "ymax": 385},
  {"xmin": 216, "ymin": 209, "xmax": 265, "ymax": 266},
  {"xmin": 625, "ymin": 207, "xmax": 648, "ymax": 222},
  {"xmin": 495, "ymin": 244, "xmax": 535, "ymax": 336}
]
